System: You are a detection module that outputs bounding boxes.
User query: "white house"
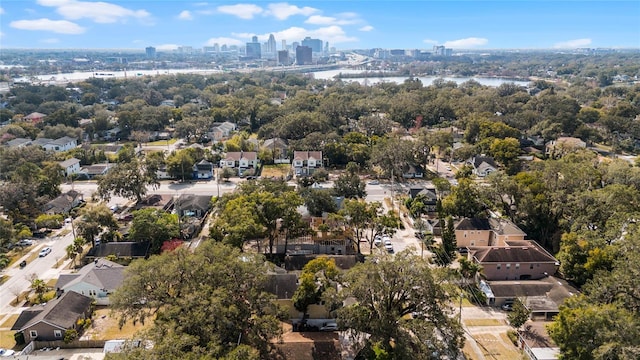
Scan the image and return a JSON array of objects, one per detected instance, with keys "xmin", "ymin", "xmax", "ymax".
[
  {"xmin": 292, "ymin": 151, "xmax": 323, "ymax": 176},
  {"xmin": 219, "ymin": 151, "xmax": 259, "ymax": 170},
  {"xmin": 469, "ymin": 156, "xmax": 498, "ymax": 177},
  {"xmin": 55, "ymin": 259, "xmax": 125, "ymax": 306},
  {"xmin": 59, "ymin": 158, "xmax": 81, "ymax": 177},
  {"xmin": 37, "ymin": 136, "xmax": 78, "ymax": 152}
]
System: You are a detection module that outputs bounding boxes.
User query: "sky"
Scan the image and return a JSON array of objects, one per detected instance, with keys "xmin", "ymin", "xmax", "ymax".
[{"xmin": 0, "ymin": 1, "xmax": 639, "ymax": 51}]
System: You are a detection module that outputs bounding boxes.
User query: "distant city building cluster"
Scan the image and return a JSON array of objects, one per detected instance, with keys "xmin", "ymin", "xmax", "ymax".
[{"xmin": 144, "ymin": 34, "xmax": 332, "ymax": 66}]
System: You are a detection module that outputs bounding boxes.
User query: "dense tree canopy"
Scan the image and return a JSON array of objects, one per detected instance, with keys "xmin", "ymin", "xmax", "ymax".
[{"xmin": 110, "ymin": 242, "xmax": 284, "ymax": 359}]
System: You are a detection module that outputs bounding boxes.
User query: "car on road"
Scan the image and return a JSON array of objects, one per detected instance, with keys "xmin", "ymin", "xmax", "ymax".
[
  {"xmin": 39, "ymin": 247, "xmax": 52, "ymax": 257},
  {"xmin": 368, "ymin": 180, "xmax": 380, "ymax": 185},
  {"xmin": 374, "ymin": 236, "xmax": 382, "ymax": 247},
  {"xmin": 19, "ymin": 260, "xmax": 27, "ymax": 268}
]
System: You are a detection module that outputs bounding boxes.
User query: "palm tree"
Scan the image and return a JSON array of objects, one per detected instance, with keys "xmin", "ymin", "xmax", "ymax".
[{"xmin": 30, "ymin": 278, "xmax": 48, "ymax": 303}]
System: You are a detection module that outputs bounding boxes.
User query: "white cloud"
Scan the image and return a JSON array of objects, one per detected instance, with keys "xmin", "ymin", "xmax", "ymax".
[
  {"xmin": 0, "ymin": 7, "xmax": 5, "ymax": 14},
  {"xmin": 234, "ymin": 25, "xmax": 357, "ymax": 45},
  {"xmin": 423, "ymin": 38, "xmax": 438, "ymax": 45},
  {"xmin": 37, "ymin": 0, "xmax": 150, "ymax": 24},
  {"xmin": 443, "ymin": 37, "xmax": 488, "ymax": 49},
  {"xmin": 217, "ymin": 4, "xmax": 263, "ymax": 19},
  {"xmin": 10, "ymin": 18, "xmax": 86, "ymax": 34},
  {"xmin": 553, "ymin": 38, "xmax": 592, "ymax": 48},
  {"xmin": 41, "ymin": 38, "xmax": 60, "ymax": 43},
  {"xmin": 267, "ymin": 3, "xmax": 318, "ymax": 20},
  {"xmin": 155, "ymin": 44, "xmax": 180, "ymax": 51},
  {"xmin": 306, "ymin": 12, "xmax": 360, "ymax": 26},
  {"xmin": 359, "ymin": 25, "xmax": 374, "ymax": 32},
  {"xmin": 178, "ymin": 10, "xmax": 193, "ymax": 20},
  {"xmin": 205, "ymin": 37, "xmax": 244, "ymax": 46}
]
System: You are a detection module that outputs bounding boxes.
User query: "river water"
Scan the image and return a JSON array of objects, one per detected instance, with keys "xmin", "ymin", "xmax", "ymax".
[
  {"xmin": 13, "ymin": 68, "xmax": 529, "ymax": 88},
  {"xmin": 311, "ymin": 69, "xmax": 530, "ymax": 87}
]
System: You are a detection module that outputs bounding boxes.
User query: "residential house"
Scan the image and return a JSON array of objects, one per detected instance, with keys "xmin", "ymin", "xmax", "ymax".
[
  {"xmin": 59, "ymin": 158, "xmax": 81, "ymax": 177},
  {"xmin": 262, "ymin": 138, "xmax": 289, "ymax": 164},
  {"xmin": 292, "ymin": 151, "xmax": 323, "ymax": 176},
  {"xmin": 478, "ymin": 276, "xmax": 579, "ymax": 320},
  {"xmin": 55, "ymin": 259, "xmax": 125, "ymax": 305},
  {"xmin": 208, "ymin": 121, "xmax": 236, "ymax": 141},
  {"xmin": 79, "ymin": 163, "xmax": 113, "ymax": 179},
  {"xmin": 468, "ymin": 156, "xmax": 498, "ymax": 177},
  {"xmin": 193, "ymin": 159, "xmax": 214, "ymax": 179},
  {"xmin": 23, "ymin": 112, "xmax": 46, "ymax": 124},
  {"xmin": 104, "ymin": 126, "xmax": 121, "ymax": 141},
  {"xmin": 469, "ymin": 240, "xmax": 559, "ymax": 281},
  {"xmin": 33, "ymin": 136, "xmax": 78, "ymax": 152},
  {"xmin": 265, "ymin": 266, "xmax": 298, "ymax": 300},
  {"xmin": 42, "ymin": 190, "xmax": 83, "ymax": 215},
  {"xmin": 11, "ymin": 291, "xmax": 93, "ymax": 342},
  {"xmin": 408, "ymin": 186, "xmax": 438, "ymax": 213},
  {"xmin": 455, "ymin": 217, "xmax": 526, "ymax": 248},
  {"xmin": 5, "ymin": 137, "xmax": 32, "ymax": 148},
  {"xmin": 219, "ymin": 151, "xmax": 259, "ymax": 173},
  {"xmin": 545, "ymin": 137, "xmax": 587, "ymax": 158},
  {"xmin": 402, "ymin": 164, "xmax": 424, "ymax": 179},
  {"xmin": 85, "ymin": 241, "xmax": 150, "ymax": 262},
  {"xmin": 173, "ymin": 194, "xmax": 212, "ymax": 218}
]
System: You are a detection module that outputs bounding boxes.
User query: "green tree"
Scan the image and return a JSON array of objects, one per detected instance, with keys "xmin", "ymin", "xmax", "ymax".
[
  {"xmin": 441, "ymin": 178, "xmax": 484, "ymax": 218},
  {"xmin": 128, "ymin": 208, "xmax": 179, "ymax": 254},
  {"xmin": 507, "ymin": 298, "xmax": 531, "ymax": 330},
  {"xmin": 337, "ymin": 250, "xmax": 464, "ymax": 359},
  {"xmin": 300, "ymin": 188, "xmax": 338, "ymax": 217},
  {"xmin": 166, "ymin": 149, "xmax": 195, "ymax": 182},
  {"xmin": 292, "ymin": 256, "xmax": 340, "ymax": 318},
  {"xmin": 76, "ymin": 204, "xmax": 118, "ymax": 247},
  {"xmin": 30, "ymin": 277, "xmax": 48, "ymax": 303},
  {"xmin": 97, "ymin": 158, "xmax": 159, "ymax": 203},
  {"xmin": 333, "ymin": 162, "xmax": 366, "ymax": 199},
  {"xmin": 110, "ymin": 242, "xmax": 284, "ymax": 359},
  {"xmin": 65, "ymin": 237, "xmax": 85, "ymax": 268}
]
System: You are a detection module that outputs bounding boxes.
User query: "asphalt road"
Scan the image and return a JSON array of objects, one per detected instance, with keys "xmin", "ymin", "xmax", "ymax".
[{"xmin": 0, "ymin": 222, "xmax": 76, "ymax": 313}]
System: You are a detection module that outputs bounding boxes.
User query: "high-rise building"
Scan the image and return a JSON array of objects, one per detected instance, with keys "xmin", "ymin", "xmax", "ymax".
[
  {"xmin": 266, "ymin": 34, "xmax": 276, "ymax": 54},
  {"xmin": 246, "ymin": 36, "xmax": 261, "ymax": 59},
  {"xmin": 296, "ymin": 46, "xmax": 312, "ymax": 65},
  {"xmin": 145, "ymin": 46, "xmax": 156, "ymax": 58},
  {"xmin": 281, "ymin": 40, "xmax": 287, "ymax": 51},
  {"xmin": 277, "ymin": 50, "xmax": 290, "ymax": 65},
  {"xmin": 301, "ymin": 37, "xmax": 323, "ymax": 54}
]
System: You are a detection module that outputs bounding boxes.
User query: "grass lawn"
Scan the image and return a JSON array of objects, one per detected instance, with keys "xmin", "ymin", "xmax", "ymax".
[
  {"xmin": 470, "ymin": 333, "xmax": 526, "ymax": 360},
  {"xmin": 0, "ymin": 275, "xmax": 8, "ymax": 286},
  {"xmin": 0, "ymin": 314, "xmax": 19, "ymax": 329},
  {"xmin": 146, "ymin": 138, "xmax": 178, "ymax": 146},
  {"xmin": 85, "ymin": 308, "xmax": 153, "ymax": 341},
  {"xmin": 0, "ymin": 330, "xmax": 17, "ymax": 349},
  {"xmin": 261, "ymin": 164, "xmax": 291, "ymax": 178}
]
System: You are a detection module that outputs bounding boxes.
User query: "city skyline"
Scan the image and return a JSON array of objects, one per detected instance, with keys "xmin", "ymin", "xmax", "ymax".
[{"xmin": 0, "ymin": 1, "xmax": 638, "ymax": 51}]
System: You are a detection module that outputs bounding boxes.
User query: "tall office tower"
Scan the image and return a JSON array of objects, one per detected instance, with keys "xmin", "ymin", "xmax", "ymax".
[
  {"xmin": 277, "ymin": 50, "xmax": 290, "ymax": 65},
  {"xmin": 324, "ymin": 42, "xmax": 329, "ymax": 55},
  {"xmin": 292, "ymin": 42, "xmax": 299, "ymax": 52},
  {"xmin": 281, "ymin": 40, "xmax": 287, "ymax": 51},
  {"xmin": 301, "ymin": 37, "xmax": 323, "ymax": 54},
  {"xmin": 267, "ymin": 34, "xmax": 276, "ymax": 54},
  {"xmin": 246, "ymin": 36, "xmax": 261, "ymax": 59},
  {"xmin": 296, "ymin": 46, "xmax": 312, "ymax": 65},
  {"xmin": 145, "ymin": 46, "xmax": 156, "ymax": 58}
]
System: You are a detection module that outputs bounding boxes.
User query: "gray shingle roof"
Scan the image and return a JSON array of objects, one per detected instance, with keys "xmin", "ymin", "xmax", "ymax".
[{"xmin": 12, "ymin": 291, "xmax": 92, "ymax": 331}]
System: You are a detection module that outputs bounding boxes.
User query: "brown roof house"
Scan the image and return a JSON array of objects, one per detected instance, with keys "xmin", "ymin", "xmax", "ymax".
[
  {"xmin": 469, "ymin": 240, "xmax": 559, "ymax": 281},
  {"xmin": 261, "ymin": 137, "xmax": 289, "ymax": 164},
  {"xmin": 55, "ymin": 259, "xmax": 125, "ymax": 305},
  {"xmin": 292, "ymin": 151, "xmax": 323, "ymax": 176},
  {"xmin": 42, "ymin": 190, "xmax": 84, "ymax": 215},
  {"xmin": 455, "ymin": 217, "xmax": 526, "ymax": 248},
  {"xmin": 11, "ymin": 291, "xmax": 93, "ymax": 342},
  {"xmin": 219, "ymin": 151, "xmax": 259, "ymax": 173}
]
